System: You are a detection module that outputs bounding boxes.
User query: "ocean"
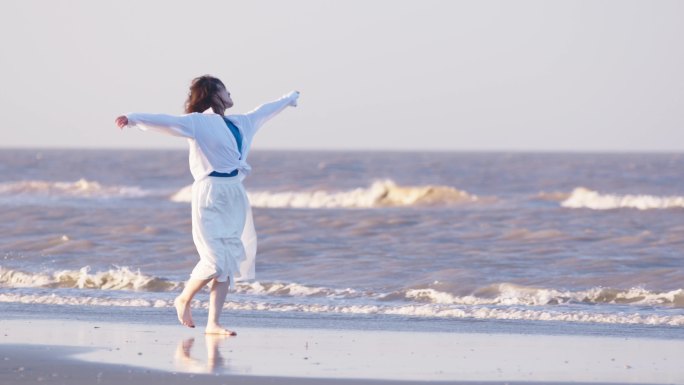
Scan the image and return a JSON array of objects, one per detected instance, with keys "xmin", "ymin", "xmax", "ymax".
[{"xmin": 1, "ymin": 149, "xmax": 683, "ymax": 334}]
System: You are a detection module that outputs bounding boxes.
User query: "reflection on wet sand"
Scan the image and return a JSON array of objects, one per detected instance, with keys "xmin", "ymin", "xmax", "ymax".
[{"xmin": 174, "ymin": 335, "xmax": 230, "ymax": 374}]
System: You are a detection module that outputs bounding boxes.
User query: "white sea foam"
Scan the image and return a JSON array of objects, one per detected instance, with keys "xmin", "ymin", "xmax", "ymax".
[
  {"xmin": 0, "ymin": 266, "xmax": 179, "ymax": 292},
  {"xmin": 236, "ymin": 281, "xmax": 359, "ymax": 298},
  {"xmin": 403, "ymin": 284, "xmax": 684, "ymax": 308},
  {"xmin": 171, "ymin": 179, "xmax": 478, "ymax": 208},
  {"xmin": 169, "ymin": 185, "xmax": 193, "ymax": 202},
  {"xmin": 404, "ymin": 286, "xmax": 565, "ymax": 306},
  {"xmin": 561, "ymin": 187, "xmax": 684, "ymax": 210},
  {"xmin": 0, "ymin": 293, "xmax": 167, "ymax": 308},
  {"xmin": 0, "ymin": 179, "xmax": 150, "ymax": 199},
  {"xmin": 0, "ymin": 266, "xmax": 357, "ymax": 297}
]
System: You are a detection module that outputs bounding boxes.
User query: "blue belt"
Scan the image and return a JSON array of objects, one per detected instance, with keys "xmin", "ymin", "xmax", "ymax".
[{"xmin": 208, "ymin": 170, "xmax": 238, "ymax": 177}]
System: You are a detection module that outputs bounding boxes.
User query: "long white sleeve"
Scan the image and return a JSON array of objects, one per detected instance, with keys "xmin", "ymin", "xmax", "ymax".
[
  {"xmin": 244, "ymin": 91, "xmax": 299, "ymax": 135},
  {"xmin": 127, "ymin": 113, "xmax": 196, "ymax": 139}
]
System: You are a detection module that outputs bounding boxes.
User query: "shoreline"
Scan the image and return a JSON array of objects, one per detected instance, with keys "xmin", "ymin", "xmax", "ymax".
[{"xmin": 4, "ymin": 301, "xmax": 684, "ymax": 340}]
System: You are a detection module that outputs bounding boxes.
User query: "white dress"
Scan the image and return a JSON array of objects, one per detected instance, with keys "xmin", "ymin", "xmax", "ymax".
[{"xmin": 126, "ymin": 91, "xmax": 298, "ymax": 287}]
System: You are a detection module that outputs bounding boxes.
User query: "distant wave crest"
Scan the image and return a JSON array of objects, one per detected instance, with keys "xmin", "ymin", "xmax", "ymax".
[
  {"xmin": 561, "ymin": 187, "xmax": 684, "ymax": 210},
  {"xmin": 0, "ymin": 179, "xmax": 150, "ymax": 199},
  {"xmin": 171, "ymin": 179, "xmax": 478, "ymax": 208}
]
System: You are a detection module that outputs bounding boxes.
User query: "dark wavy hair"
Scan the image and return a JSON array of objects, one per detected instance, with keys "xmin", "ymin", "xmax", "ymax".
[{"xmin": 184, "ymin": 75, "xmax": 226, "ymax": 114}]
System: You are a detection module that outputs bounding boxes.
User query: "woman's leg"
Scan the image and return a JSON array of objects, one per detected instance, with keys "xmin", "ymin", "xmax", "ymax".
[
  {"xmin": 205, "ymin": 279, "xmax": 236, "ymax": 335},
  {"xmin": 174, "ymin": 277, "xmax": 212, "ymax": 328}
]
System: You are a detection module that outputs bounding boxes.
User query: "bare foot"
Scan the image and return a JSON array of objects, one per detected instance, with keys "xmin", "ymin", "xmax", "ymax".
[
  {"xmin": 205, "ymin": 324, "xmax": 237, "ymax": 336},
  {"xmin": 174, "ymin": 296, "xmax": 195, "ymax": 328}
]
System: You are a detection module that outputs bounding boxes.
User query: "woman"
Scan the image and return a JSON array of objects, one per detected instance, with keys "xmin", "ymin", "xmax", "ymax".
[{"xmin": 115, "ymin": 75, "xmax": 299, "ymax": 335}]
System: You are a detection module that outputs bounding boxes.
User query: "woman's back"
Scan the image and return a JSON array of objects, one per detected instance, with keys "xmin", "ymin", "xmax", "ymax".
[{"xmin": 189, "ymin": 113, "xmax": 244, "ymax": 178}]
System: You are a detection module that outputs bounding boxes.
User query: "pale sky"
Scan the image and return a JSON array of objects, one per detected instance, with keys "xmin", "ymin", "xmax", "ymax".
[{"xmin": 1, "ymin": 0, "xmax": 682, "ymax": 151}]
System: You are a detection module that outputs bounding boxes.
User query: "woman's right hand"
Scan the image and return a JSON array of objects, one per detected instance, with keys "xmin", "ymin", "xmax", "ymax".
[{"xmin": 115, "ymin": 115, "xmax": 129, "ymax": 129}]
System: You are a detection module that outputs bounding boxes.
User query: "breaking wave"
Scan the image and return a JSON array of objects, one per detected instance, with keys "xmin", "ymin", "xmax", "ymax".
[
  {"xmin": 560, "ymin": 187, "xmax": 684, "ymax": 210},
  {"xmin": 3, "ymin": 267, "xmax": 682, "ymax": 308},
  {"xmin": 171, "ymin": 179, "xmax": 479, "ymax": 208},
  {"xmin": 3, "ymin": 266, "xmax": 684, "ymax": 326},
  {"xmin": 397, "ymin": 283, "xmax": 684, "ymax": 308},
  {"xmin": 235, "ymin": 281, "xmax": 361, "ymax": 298},
  {"xmin": 0, "ymin": 179, "xmax": 151, "ymax": 199},
  {"xmin": 0, "ymin": 266, "xmax": 179, "ymax": 292}
]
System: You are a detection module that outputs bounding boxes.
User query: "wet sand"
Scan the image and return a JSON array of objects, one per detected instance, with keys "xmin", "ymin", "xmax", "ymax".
[
  {"xmin": 1, "ymin": 318, "xmax": 683, "ymax": 384},
  {"xmin": 0, "ymin": 343, "xmax": 418, "ymax": 385}
]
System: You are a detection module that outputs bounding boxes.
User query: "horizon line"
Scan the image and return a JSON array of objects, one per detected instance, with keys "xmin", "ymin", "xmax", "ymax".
[{"xmin": 0, "ymin": 146, "xmax": 682, "ymax": 155}]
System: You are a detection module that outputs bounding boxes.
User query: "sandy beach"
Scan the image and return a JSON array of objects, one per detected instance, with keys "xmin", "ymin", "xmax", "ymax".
[{"xmin": 1, "ymin": 313, "xmax": 683, "ymax": 385}]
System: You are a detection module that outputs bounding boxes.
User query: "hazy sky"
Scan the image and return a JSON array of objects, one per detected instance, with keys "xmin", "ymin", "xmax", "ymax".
[{"xmin": 1, "ymin": 0, "xmax": 682, "ymax": 151}]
